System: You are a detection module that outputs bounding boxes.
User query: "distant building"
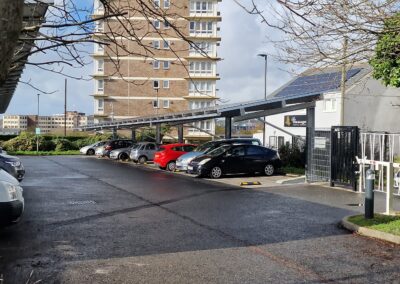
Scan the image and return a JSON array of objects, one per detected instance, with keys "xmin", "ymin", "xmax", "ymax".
[{"xmin": 3, "ymin": 111, "xmax": 91, "ymax": 134}]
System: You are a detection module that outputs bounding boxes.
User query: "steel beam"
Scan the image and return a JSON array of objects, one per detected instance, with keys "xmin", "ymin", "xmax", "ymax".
[
  {"xmin": 234, "ymin": 101, "xmax": 315, "ymax": 122},
  {"xmin": 225, "ymin": 117, "xmax": 232, "ymax": 139},
  {"xmin": 155, "ymin": 124, "xmax": 161, "ymax": 144},
  {"xmin": 177, "ymin": 125, "xmax": 184, "ymax": 143}
]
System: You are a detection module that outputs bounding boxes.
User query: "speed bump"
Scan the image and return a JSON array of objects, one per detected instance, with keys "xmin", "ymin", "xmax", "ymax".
[{"xmin": 240, "ymin": 181, "xmax": 262, "ymax": 186}]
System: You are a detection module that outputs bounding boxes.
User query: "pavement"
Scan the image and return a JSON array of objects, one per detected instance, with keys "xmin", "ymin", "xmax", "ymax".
[{"xmin": 0, "ymin": 156, "xmax": 399, "ymax": 283}]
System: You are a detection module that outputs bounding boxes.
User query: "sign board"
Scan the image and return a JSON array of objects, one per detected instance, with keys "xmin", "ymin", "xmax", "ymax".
[
  {"xmin": 314, "ymin": 137, "xmax": 327, "ymax": 149},
  {"xmin": 284, "ymin": 115, "xmax": 307, "ymax": 127},
  {"xmin": 35, "ymin": 128, "xmax": 41, "ymax": 135}
]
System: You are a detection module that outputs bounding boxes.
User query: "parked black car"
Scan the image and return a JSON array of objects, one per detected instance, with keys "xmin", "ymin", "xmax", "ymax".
[
  {"xmin": 103, "ymin": 140, "xmax": 135, "ymax": 157},
  {"xmin": 188, "ymin": 144, "xmax": 281, "ymax": 179},
  {"xmin": 0, "ymin": 154, "xmax": 25, "ymax": 181}
]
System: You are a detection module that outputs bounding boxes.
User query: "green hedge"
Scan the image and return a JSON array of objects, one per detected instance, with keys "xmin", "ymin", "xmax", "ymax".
[{"xmin": 1, "ymin": 132, "xmax": 112, "ymax": 152}]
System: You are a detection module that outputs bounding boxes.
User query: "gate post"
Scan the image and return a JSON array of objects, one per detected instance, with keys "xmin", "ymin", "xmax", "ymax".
[
  {"xmin": 386, "ymin": 162, "xmax": 395, "ymax": 215},
  {"xmin": 305, "ymin": 107, "xmax": 315, "ymax": 182},
  {"xmin": 131, "ymin": 128, "xmax": 136, "ymax": 142}
]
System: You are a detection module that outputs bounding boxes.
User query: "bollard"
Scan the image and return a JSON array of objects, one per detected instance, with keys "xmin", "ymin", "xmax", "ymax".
[{"xmin": 365, "ymin": 169, "xmax": 375, "ymax": 219}]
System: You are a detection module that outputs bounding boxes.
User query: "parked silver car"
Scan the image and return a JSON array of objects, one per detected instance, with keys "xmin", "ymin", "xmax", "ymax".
[
  {"xmin": 130, "ymin": 142, "xmax": 159, "ymax": 164},
  {"xmin": 80, "ymin": 141, "xmax": 108, "ymax": 155},
  {"xmin": 110, "ymin": 144, "xmax": 139, "ymax": 161},
  {"xmin": 176, "ymin": 138, "xmax": 262, "ymax": 171},
  {"xmin": 0, "ymin": 169, "xmax": 24, "ymax": 227}
]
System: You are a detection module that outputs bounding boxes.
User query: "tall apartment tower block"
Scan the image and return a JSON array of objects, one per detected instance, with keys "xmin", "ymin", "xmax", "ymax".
[{"xmin": 92, "ymin": 0, "xmax": 221, "ymax": 140}]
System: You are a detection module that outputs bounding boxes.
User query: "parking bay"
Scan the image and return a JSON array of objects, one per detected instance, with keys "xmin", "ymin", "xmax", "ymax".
[{"xmin": 0, "ymin": 155, "xmax": 400, "ymax": 283}]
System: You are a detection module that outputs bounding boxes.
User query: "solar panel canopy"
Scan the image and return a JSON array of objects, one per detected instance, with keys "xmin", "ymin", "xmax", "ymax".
[{"xmin": 275, "ymin": 68, "xmax": 362, "ymax": 98}]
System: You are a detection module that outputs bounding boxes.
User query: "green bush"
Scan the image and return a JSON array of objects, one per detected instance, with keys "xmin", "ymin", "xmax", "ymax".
[
  {"xmin": 40, "ymin": 139, "xmax": 56, "ymax": 151},
  {"xmin": 54, "ymin": 138, "xmax": 78, "ymax": 151},
  {"xmin": 278, "ymin": 144, "xmax": 305, "ymax": 168},
  {"xmin": 2, "ymin": 132, "xmax": 37, "ymax": 151}
]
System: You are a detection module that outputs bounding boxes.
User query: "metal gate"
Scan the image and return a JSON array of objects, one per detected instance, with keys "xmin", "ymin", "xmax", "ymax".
[
  {"xmin": 330, "ymin": 126, "xmax": 359, "ymax": 190},
  {"xmin": 306, "ymin": 129, "xmax": 331, "ymax": 182}
]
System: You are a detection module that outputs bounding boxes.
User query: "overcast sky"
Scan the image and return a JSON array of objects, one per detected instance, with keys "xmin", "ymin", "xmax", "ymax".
[{"xmin": 6, "ymin": 1, "xmax": 293, "ymax": 116}]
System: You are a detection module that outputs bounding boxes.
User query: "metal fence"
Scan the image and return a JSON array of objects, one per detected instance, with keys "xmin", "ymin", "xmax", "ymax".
[
  {"xmin": 306, "ymin": 129, "xmax": 331, "ymax": 182},
  {"xmin": 359, "ymin": 132, "xmax": 400, "ymax": 196}
]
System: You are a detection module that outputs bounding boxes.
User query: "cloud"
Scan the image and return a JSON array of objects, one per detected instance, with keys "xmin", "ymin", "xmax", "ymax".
[{"xmin": 6, "ymin": 2, "xmax": 295, "ymax": 116}]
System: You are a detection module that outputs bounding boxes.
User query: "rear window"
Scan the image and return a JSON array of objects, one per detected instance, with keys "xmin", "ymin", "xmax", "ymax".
[
  {"xmin": 159, "ymin": 146, "xmax": 166, "ymax": 151},
  {"xmin": 183, "ymin": 145, "xmax": 196, "ymax": 152},
  {"xmin": 247, "ymin": 146, "xmax": 266, "ymax": 155},
  {"xmin": 172, "ymin": 146, "xmax": 183, "ymax": 151}
]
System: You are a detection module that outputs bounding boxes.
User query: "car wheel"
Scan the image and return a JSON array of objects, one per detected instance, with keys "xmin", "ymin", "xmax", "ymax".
[
  {"xmin": 119, "ymin": 153, "xmax": 129, "ymax": 161},
  {"xmin": 209, "ymin": 166, "xmax": 222, "ymax": 179},
  {"xmin": 167, "ymin": 161, "xmax": 176, "ymax": 172},
  {"xmin": 87, "ymin": 149, "xmax": 95, "ymax": 155},
  {"xmin": 138, "ymin": 156, "xmax": 148, "ymax": 164},
  {"xmin": 264, "ymin": 164, "xmax": 275, "ymax": 176}
]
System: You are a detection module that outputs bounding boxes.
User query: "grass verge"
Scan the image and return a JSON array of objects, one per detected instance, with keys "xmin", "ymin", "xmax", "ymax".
[
  {"xmin": 282, "ymin": 166, "xmax": 305, "ymax": 175},
  {"xmin": 8, "ymin": 150, "xmax": 80, "ymax": 156},
  {"xmin": 348, "ymin": 214, "xmax": 400, "ymax": 236}
]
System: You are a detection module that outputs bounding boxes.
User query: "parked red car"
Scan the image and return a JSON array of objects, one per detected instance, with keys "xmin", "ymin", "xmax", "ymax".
[{"xmin": 154, "ymin": 143, "xmax": 197, "ymax": 171}]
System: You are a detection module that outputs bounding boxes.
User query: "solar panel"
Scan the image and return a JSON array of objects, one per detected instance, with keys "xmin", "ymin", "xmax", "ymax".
[{"xmin": 275, "ymin": 68, "xmax": 362, "ymax": 98}]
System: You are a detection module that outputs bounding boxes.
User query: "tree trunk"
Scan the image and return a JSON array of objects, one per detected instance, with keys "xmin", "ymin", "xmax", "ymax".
[{"xmin": 0, "ymin": 0, "xmax": 24, "ymax": 85}]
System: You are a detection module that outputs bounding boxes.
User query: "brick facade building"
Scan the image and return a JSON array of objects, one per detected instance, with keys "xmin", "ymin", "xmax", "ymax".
[{"xmin": 92, "ymin": 0, "xmax": 221, "ymax": 140}]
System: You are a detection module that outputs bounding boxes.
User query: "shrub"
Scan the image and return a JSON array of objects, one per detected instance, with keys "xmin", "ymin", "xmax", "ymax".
[
  {"xmin": 278, "ymin": 144, "xmax": 305, "ymax": 168},
  {"xmin": 54, "ymin": 138, "xmax": 78, "ymax": 151}
]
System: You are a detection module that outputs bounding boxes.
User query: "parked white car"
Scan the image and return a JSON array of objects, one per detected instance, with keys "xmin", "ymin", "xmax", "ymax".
[
  {"xmin": 80, "ymin": 141, "xmax": 108, "ymax": 155},
  {"xmin": 0, "ymin": 169, "xmax": 24, "ymax": 227}
]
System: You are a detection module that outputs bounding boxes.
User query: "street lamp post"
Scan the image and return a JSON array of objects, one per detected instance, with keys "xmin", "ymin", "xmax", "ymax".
[
  {"xmin": 36, "ymin": 93, "xmax": 40, "ymax": 153},
  {"xmin": 258, "ymin": 53, "xmax": 268, "ymax": 146}
]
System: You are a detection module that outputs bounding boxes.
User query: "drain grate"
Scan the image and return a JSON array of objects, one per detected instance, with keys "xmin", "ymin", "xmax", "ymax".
[{"xmin": 68, "ymin": 200, "xmax": 96, "ymax": 205}]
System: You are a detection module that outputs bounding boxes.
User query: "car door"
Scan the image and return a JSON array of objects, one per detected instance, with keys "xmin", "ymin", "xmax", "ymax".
[
  {"xmin": 223, "ymin": 145, "xmax": 246, "ymax": 174},
  {"xmin": 244, "ymin": 146, "xmax": 267, "ymax": 173},
  {"xmin": 145, "ymin": 143, "xmax": 157, "ymax": 160}
]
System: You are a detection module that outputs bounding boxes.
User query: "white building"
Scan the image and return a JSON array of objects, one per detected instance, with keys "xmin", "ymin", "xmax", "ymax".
[{"xmin": 254, "ymin": 64, "xmax": 400, "ymax": 149}]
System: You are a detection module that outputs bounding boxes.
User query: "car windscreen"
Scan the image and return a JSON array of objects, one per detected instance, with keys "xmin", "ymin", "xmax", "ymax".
[
  {"xmin": 195, "ymin": 142, "xmax": 216, "ymax": 152},
  {"xmin": 207, "ymin": 144, "xmax": 231, "ymax": 157}
]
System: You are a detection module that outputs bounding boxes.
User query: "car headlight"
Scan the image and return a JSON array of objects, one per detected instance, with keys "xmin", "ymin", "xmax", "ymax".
[
  {"xmin": 198, "ymin": 158, "xmax": 211, "ymax": 165},
  {"xmin": 2, "ymin": 182, "xmax": 22, "ymax": 201},
  {"xmin": 5, "ymin": 161, "xmax": 21, "ymax": 167}
]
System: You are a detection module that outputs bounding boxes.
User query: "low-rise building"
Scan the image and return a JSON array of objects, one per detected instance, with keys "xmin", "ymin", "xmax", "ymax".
[
  {"xmin": 3, "ymin": 111, "xmax": 92, "ymax": 134},
  {"xmin": 253, "ymin": 64, "xmax": 400, "ymax": 149}
]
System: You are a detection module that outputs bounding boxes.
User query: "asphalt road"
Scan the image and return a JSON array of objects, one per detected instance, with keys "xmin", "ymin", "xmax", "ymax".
[{"xmin": 0, "ymin": 156, "xmax": 399, "ymax": 283}]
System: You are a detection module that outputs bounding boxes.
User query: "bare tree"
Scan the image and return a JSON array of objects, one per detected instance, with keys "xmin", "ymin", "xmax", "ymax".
[{"xmin": 235, "ymin": 0, "xmax": 399, "ymax": 68}]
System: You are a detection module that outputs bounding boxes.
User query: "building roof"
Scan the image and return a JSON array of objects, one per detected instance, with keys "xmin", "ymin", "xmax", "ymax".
[
  {"xmin": 0, "ymin": 1, "xmax": 52, "ymax": 114},
  {"xmin": 270, "ymin": 64, "xmax": 372, "ymax": 100}
]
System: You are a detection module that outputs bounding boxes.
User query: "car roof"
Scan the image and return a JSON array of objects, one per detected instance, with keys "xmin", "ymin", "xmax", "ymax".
[{"xmin": 161, "ymin": 143, "xmax": 196, "ymax": 148}]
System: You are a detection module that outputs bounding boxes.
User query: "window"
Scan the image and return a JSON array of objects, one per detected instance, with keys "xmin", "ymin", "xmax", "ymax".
[
  {"xmin": 97, "ymin": 79, "xmax": 104, "ymax": 92},
  {"xmin": 96, "ymin": 59, "xmax": 104, "ymax": 72},
  {"xmin": 164, "ymin": 20, "xmax": 170, "ymax": 29},
  {"xmin": 152, "ymin": 40, "xmax": 160, "ymax": 49},
  {"xmin": 229, "ymin": 146, "xmax": 245, "ymax": 157},
  {"xmin": 183, "ymin": 145, "xmax": 196, "ymax": 152},
  {"xmin": 189, "ymin": 21, "xmax": 213, "ymax": 35},
  {"xmin": 96, "ymin": 99, "xmax": 104, "ymax": 111},
  {"xmin": 95, "ymin": 43, "xmax": 104, "ymax": 53},
  {"xmin": 189, "ymin": 61, "xmax": 213, "ymax": 75},
  {"xmin": 324, "ymin": 98, "xmax": 337, "ymax": 112},
  {"xmin": 153, "ymin": 60, "xmax": 160, "ymax": 69},
  {"xmin": 153, "ymin": 100, "xmax": 159, "ymax": 108},
  {"xmin": 189, "ymin": 42, "xmax": 214, "ymax": 56},
  {"xmin": 153, "ymin": 80, "xmax": 160, "ymax": 89},
  {"xmin": 163, "ymin": 40, "xmax": 170, "ymax": 49},
  {"xmin": 163, "ymin": 100, "xmax": 170, "ymax": 108},
  {"xmin": 164, "ymin": 0, "xmax": 170, "ymax": 8},
  {"xmin": 163, "ymin": 61, "xmax": 170, "ymax": 70},
  {"xmin": 153, "ymin": 0, "xmax": 160, "ymax": 8},
  {"xmin": 146, "ymin": 143, "xmax": 156, "ymax": 150},
  {"xmin": 96, "ymin": 20, "xmax": 104, "ymax": 32},
  {"xmin": 189, "ymin": 81, "xmax": 213, "ymax": 96},
  {"xmin": 153, "ymin": 20, "xmax": 160, "ymax": 29},
  {"xmin": 163, "ymin": 80, "xmax": 170, "ymax": 89},
  {"xmin": 247, "ymin": 146, "xmax": 265, "ymax": 156},
  {"xmin": 190, "ymin": 1, "xmax": 213, "ymax": 14}
]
